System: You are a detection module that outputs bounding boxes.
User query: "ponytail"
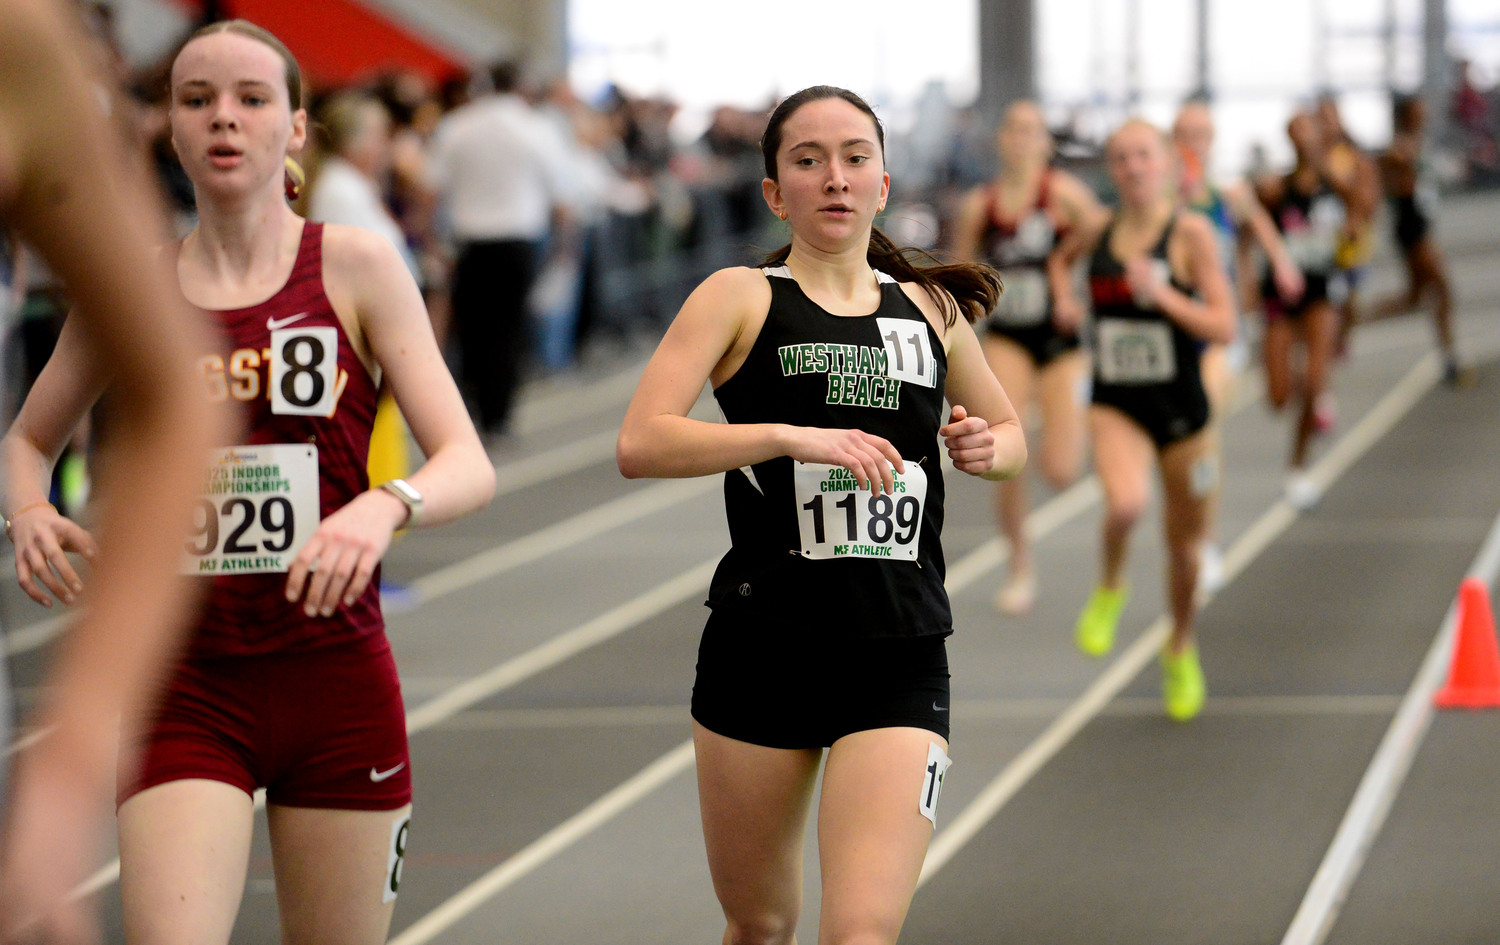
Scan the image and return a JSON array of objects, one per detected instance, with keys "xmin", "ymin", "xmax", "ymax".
[{"xmin": 761, "ymin": 228, "xmax": 1002, "ymax": 328}]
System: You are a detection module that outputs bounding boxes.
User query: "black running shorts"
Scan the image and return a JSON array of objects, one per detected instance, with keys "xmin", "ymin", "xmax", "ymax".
[{"xmin": 691, "ymin": 609, "xmax": 951, "ymax": 749}]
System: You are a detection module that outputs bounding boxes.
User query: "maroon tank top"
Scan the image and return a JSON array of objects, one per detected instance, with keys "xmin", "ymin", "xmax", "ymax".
[{"xmin": 187, "ymin": 221, "xmax": 383, "ymax": 656}]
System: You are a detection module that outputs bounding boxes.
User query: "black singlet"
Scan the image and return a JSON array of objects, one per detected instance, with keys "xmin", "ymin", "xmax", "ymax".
[
  {"xmin": 708, "ymin": 266, "xmax": 952, "ymax": 639},
  {"xmin": 1262, "ymin": 174, "xmax": 1346, "ymax": 316},
  {"xmin": 977, "ymin": 172, "xmax": 1081, "ymax": 366},
  {"xmin": 1087, "ymin": 215, "xmax": 1210, "ymax": 449}
]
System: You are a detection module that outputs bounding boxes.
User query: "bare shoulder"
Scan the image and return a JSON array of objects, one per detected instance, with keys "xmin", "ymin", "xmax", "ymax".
[
  {"xmin": 956, "ymin": 184, "xmax": 989, "ymax": 216},
  {"xmin": 317, "ymin": 222, "xmax": 411, "ymax": 290},
  {"xmin": 319, "ymin": 221, "xmax": 402, "ymax": 267},
  {"xmin": 897, "ymin": 279, "xmax": 957, "ymax": 341},
  {"xmin": 685, "ymin": 265, "xmax": 772, "ymax": 317},
  {"xmin": 1048, "ymin": 168, "xmax": 1093, "ymax": 202},
  {"xmin": 1172, "ymin": 208, "xmax": 1217, "ymax": 251},
  {"xmin": 1253, "ymin": 172, "xmax": 1284, "ymax": 205}
]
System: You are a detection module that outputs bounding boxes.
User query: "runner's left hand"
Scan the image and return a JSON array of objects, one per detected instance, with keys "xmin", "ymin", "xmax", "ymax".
[
  {"xmin": 285, "ymin": 489, "xmax": 406, "ymax": 617},
  {"xmin": 940, "ymin": 405, "xmax": 995, "ymax": 476}
]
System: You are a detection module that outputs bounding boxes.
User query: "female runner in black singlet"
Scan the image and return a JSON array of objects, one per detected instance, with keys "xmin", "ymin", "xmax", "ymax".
[
  {"xmin": 1374, "ymin": 94, "xmax": 1461, "ymax": 382},
  {"xmin": 1057, "ymin": 119, "xmax": 1235, "ymax": 722},
  {"xmin": 618, "ymin": 86, "xmax": 1025, "ymax": 945},
  {"xmin": 1254, "ymin": 111, "xmax": 1358, "ymax": 509},
  {"xmin": 2, "ymin": 20, "xmax": 493, "ymax": 945},
  {"xmin": 950, "ymin": 100, "xmax": 1106, "ymax": 614}
]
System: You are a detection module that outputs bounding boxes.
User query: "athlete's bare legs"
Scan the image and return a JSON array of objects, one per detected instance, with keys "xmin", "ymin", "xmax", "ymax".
[
  {"xmin": 119, "ymin": 780, "xmax": 255, "ymax": 945},
  {"xmin": 817, "ymin": 727, "xmax": 944, "ymax": 945},
  {"xmin": 695, "ymin": 722, "xmax": 821, "ymax": 945},
  {"xmin": 269, "ymin": 803, "xmax": 411, "ymax": 945}
]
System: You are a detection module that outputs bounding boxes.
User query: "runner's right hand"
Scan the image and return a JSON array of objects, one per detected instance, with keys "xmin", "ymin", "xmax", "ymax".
[
  {"xmin": 7, "ymin": 504, "xmax": 96, "ymax": 607},
  {"xmin": 782, "ymin": 426, "xmax": 905, "ymax": 496}
]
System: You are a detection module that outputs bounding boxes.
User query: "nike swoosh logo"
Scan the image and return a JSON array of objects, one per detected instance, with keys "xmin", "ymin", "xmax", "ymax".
[
  {"xmin": 266, "ymin": 311, "xmax": 310, "ymax": 330},
  {"xmin": 932, "ymin": 702, "xmax": 948, "ymax": 712},
  {"xmin": 369, "ymin": 763, "xmax": 406, "ymax": 782}
]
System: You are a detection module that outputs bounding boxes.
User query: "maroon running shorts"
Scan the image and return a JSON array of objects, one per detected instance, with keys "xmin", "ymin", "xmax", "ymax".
[{"xmin": 121, "ymin": 633, "xmax": 410, "ymax": 810}]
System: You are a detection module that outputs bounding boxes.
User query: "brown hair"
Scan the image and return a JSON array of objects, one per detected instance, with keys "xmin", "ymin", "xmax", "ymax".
[
  {"xmin": 759, "ymin": 86, "xmax": 1000, "ymax": 327},
  {"xmin": 182, "ymin": 19, "xmax": 303, "ymax": 110}
]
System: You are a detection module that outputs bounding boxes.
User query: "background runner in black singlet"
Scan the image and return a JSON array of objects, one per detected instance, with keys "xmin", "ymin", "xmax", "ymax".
[
  {"xmin": 1254, "ymin": 111, "xmax": 1358, "ymax": 509},
  {"xmin": 1056, "ymin": 119, "xmax": 1235, "ymax": 723}
]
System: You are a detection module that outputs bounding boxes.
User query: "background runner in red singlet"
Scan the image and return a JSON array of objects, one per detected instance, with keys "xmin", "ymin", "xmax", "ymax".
[
  {"xmin": 1, "ymin": 20, "xmax": 493, "ymax": 945},
  {"xmin": 950, "ymin": 100, "xmax": 1107, "ymax": 614}
]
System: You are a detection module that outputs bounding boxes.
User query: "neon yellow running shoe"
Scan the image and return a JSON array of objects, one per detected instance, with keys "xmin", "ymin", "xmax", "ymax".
[
  {"xmin": 58, "ymin": 450, "xmax": 90, "ymax": 518},
  {"xmin": 1075, "ymin": 584, "xmax": 1128, "ymax": 657},
  {"xmin": 1161, "ymin": 644, "xmax": 1206, "ymax": 722}
]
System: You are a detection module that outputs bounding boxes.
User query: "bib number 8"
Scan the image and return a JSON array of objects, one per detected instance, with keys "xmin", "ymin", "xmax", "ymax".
[{"xmin": 270, "ymin": 326, "xmax": 340, "ymax": 416}]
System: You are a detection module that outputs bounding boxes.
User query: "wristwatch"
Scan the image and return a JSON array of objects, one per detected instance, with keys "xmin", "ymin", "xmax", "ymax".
[{"xmin": 379, "ymin": 478, "xmax": 423, "ymax": 527}]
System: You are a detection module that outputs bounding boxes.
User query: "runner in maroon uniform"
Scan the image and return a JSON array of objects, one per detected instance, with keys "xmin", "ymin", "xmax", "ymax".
[
  {"xmin": 2, "ymin": 20, "xmax": 493, "ymax": 945},
  {"xmin": 950, "ymin": 100, "xmax": 1106, "ymax": 614}
]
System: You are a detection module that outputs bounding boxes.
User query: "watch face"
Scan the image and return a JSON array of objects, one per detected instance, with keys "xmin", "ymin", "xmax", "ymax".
[
  {"xmin": 382, "ymin": 480, "xmax": 421, "ymax": 526},
  {"xmin": 384, "ymin": 480, "xmax": 421, "ymax": 507}
]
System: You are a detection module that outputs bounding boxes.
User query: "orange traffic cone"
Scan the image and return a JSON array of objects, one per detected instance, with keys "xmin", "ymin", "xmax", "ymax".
[{"xmin": 1435, "ymin": 578, "xmax": 1500, "ymax": 709}]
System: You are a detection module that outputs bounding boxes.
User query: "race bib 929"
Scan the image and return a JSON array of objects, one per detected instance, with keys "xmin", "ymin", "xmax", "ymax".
[{"xmin": 185, "ymin": 444, "xmax": 319, "ymax": 575}]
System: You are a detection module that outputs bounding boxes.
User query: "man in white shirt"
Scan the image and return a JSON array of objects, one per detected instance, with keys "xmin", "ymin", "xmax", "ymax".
[{"xmin": 427, "ymin": 61, "xmax": 571, "ymax": 439}]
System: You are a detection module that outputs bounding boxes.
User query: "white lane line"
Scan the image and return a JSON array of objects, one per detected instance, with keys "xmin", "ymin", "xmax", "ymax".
[
  {"xmin": 943, "ymin": 478, "xmax": 1102, "ymax": 594},
  {"xmin": 8, "ymin": 478, "xmax": 717, "ymax": 656},
  {"xmin": 956, "ymin": 694, "xmax": 1402, "ymax": 720},
  {"xmin": 490, "ymin": 430, "xmax": 619, "ymax": 499},
  {"xmin": 406, "ymin": 476, "xmax": 718, "ymax": 606},
  {"xmin": 404, "ymin": 561, "xmax": 716, "ymax": 734},
  {"xmin": 388, "ymin": 739, "xmax": 696, "ymax": 945},
  {"xmin": 65, "ymin": 561, "xmax": 717, "ymax": 902},
  {"xmin": 1280, "ymin": 505, "xmax": 1500, "ymax": 945},
  {"xmin": 511, "ymin": 360, "xmax": 646, "ymax": 436},
  {"xmin": 2, "ymin": 614, "xmax": 66, "ymax": 656},
  {"xmin": 919, "ymin": 351, "xmax": 1443, "ymax": 886},
  {"xmin": 437, "ymin": 705, "xmax": 690, "ymax": 730}
]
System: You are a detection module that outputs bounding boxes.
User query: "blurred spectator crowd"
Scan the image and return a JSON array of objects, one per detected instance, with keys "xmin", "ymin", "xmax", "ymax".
[{"xmin": 3, "ymin": 2, "xmax": 1499, "ymax": 447}]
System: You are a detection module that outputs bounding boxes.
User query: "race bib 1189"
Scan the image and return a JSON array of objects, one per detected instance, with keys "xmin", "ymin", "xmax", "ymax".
[{"xmin": 793, "ymin": 461, "xmax": 927, "ymax": 561}]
